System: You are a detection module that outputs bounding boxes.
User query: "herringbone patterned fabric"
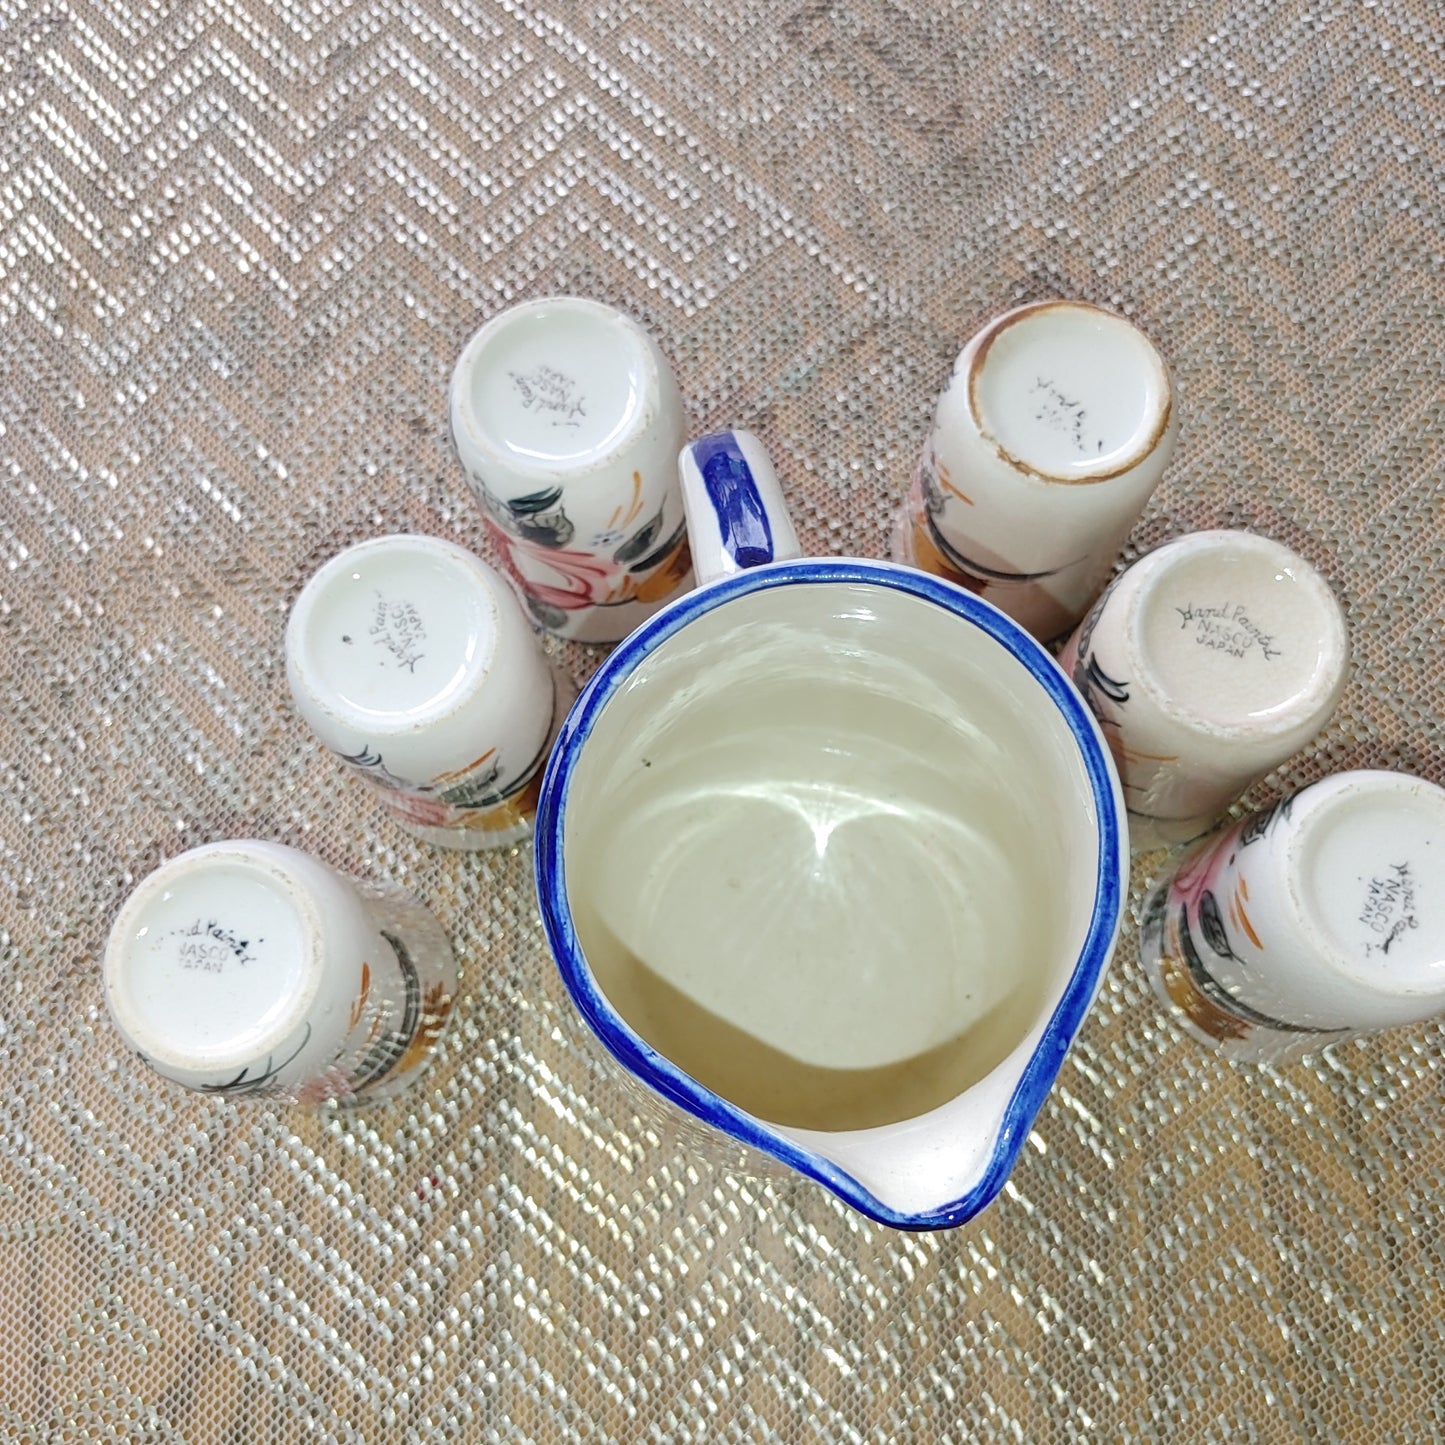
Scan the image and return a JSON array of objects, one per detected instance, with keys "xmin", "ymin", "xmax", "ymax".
[{"xmin": 2, "ymin": 0, "xmax": 1443, "ymax": 1438}]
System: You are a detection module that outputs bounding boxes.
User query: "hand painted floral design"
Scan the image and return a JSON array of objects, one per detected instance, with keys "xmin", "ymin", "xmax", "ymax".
[
  {"xmin": 1061, "ymin": 582, "xmax": 1193, "ymax": 829},
  {"xmin": 293, "ymin": 931, "xmax": 457, "ymax": 1105},
  {"xmin": 342, "ymin": 928, "xmax": 423, "ymax": 1094},
  {"xmin": 479, "ymin": 469, "xmax": 691, "ymax": 628},
  {"xmin": 198, "ymin": 1024, "xmax": 312, "ymax": 1097},
  {"xmin": 1068, "ymin": 596, "xmax": 1130, "ymax": 723},
  {"xmin": 432, "ymin": 751, "xmax": 504, "ymax": 807},
  {"xmin": 1238, "ymin": 792, "xmax": 1295, "ymax": 848},
  {"xmin": 339, "ymin": 725, "xmax": 552, "ymax": 834},
  {"xmin": 1146, "ymin": 805, "xmax": 1334, "ymax": 1045},
  {"xmin": 1196, "ymin": 889, "xmax": 1242, "ymax": 963},
  {"xmin": 475, "ymin": 483, "xmax": 576, "ymax": 548},
  {"xmin": 903, "ymin": 442, "xmax": 1071, "ymax": 597},
  {"xmin": 918, "ymin": 439, "xmax": 974, "ymax": 511}
]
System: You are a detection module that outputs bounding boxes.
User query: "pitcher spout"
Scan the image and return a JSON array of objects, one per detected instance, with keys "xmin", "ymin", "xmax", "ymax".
[{"xmin": 772, "ymin": 1029, "xmax": 1074, "ymax": 1229}]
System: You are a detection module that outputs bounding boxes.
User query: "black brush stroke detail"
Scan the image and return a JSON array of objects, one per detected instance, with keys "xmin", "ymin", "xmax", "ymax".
[
  {"xmin": 1082, "ymin": 654, "xmax": 1129, "ymax": 707},
  {"xmin": 200, "ymin": 1024, "xmax": 313, "ymax": 1096},
  {"xmin": 1239, "ymin": 792, "xmax": 1297, "ymax": 849},
  {"xmin": 1176, "ymin": 910, "xmax": 1331, "ymax": 1034},
  {"xmin": 1197, "ymin": 890, "xmax": 1241, "ymax": 965},
  {"xmin": 346, "ymin": 931, "xmax": 423, "ymax": 1092},
  {"xmin": 924, "ymin": 511, "xmax": 1069, "ymax": 584}
]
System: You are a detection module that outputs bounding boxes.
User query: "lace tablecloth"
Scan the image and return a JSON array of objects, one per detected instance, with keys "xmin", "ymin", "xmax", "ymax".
[{"xmin": 3, "ymin": 0, "xmax": 1443, "ymax": 1438}]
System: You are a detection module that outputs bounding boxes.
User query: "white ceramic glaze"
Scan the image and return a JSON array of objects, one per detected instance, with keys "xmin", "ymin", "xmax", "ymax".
[
  {"xmin": 892, "ymin": 300, "xmax": 1179, "ymax": 640},
  {"xmin": 1139, "ymin": 771, "xmax": 1445, "ymax": 1061},
  {"xmin": 677, "ymin": 428, "xmax": 801, "ymax": 581},
  {"xmin": 1058, "ymin": 530, "xmax": 1349, "ymax": 850},
  {"xmin": 534, "ymin": 430, "xmax": 1128, "ymax": 1229},
  {"xmin": 102, "ymin": 840, "xmax": 458, "ymax": 1102},
  {"xmin": 286, "ymin": 534, "xmax": 566, "ymax": 849},
  {"xmin": 449, "ymin": 296, "xmax": 693, "ymax": 643}
]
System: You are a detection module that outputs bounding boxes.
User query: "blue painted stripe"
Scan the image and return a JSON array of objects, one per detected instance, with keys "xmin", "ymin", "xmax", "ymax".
[
  {"xmin": 689, "ymin": 431, "xmax": 774, "ymax": 568},
  {"xmin": 533, "ymin": 559, "xmax": 1126, "ymax": 1231}
]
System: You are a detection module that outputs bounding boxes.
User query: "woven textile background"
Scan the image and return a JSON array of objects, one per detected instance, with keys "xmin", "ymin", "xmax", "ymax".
[{"xmin": 3, "ymin": 0, "xmax": 1444, "ymax": 1438}]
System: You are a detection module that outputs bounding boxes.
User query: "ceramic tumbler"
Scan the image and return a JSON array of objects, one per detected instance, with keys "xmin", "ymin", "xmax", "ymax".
[
  {"xmin": 892, "ymin": 300, "xmax": 1179, "ymax": 640},
  {"xmin": 103, "ymin": 840, "xmax": 458, "ymax": 1102},
  {"xmin": 449, "ymin": 296, "xmax": 693, "ymax": 643},
  {"xmin": 1058, "ymin": 530, "xmax": 1350, "ymax": 850},
  {"xmin": 1140, "ymin": 771, "xmax": 1445, "ymax": 1062},
  {"xmin": 286, "ymin": 534, "xmax": 570, "ymax": 849}
]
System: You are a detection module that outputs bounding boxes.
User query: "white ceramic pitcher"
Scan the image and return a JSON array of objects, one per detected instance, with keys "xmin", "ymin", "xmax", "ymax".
[{"xmin": 534, "ymin": 431, "xmax": 1128, "ymax": 1229}]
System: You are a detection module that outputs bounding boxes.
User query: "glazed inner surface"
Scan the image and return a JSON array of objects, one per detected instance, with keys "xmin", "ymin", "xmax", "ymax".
[{"xmin": 563, "ymin": 580, "xmax": 1100, "ymax": 1131}]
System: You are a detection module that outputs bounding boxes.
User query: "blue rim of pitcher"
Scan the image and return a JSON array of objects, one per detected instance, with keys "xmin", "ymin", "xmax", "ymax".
[{"xmin": 535, "ymin": 559, "xmax": 1125, "ymax": 1231}]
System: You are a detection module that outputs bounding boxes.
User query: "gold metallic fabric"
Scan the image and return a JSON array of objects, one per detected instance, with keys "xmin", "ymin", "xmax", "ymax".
[{"xmin": 2, "ymin": 0, "xmax": 1443, "ymax": 1438}]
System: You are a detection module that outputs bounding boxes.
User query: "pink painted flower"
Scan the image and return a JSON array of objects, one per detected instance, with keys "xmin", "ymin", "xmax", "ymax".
[{"xmin": 483, "ymin": 518, "xmax": 621, "ymax": 611}]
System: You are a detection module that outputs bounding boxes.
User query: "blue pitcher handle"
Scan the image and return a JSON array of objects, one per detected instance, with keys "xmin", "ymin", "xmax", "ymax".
[{"xmin": 678, "ymin": 430, "xmax": 803, "ymax": 585}]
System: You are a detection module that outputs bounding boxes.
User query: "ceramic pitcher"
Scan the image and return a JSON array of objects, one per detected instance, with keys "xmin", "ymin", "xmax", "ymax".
[{"xmin": 534, "ymin": 431, "xmax": 1128, "ymax": 1229}]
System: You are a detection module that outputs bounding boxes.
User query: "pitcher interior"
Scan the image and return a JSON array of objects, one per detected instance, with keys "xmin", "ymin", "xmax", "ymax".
[{"xmin": 563, "ymin": 577, "xmax": 1102, "ymax": 1133}]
